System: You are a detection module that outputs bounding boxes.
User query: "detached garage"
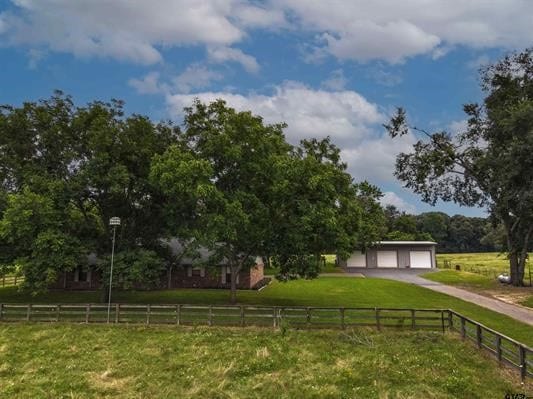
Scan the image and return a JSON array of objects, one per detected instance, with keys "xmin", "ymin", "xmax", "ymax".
[{"xmin": 338, "ymin": 241, "xmax": 437, "ymax": 270}]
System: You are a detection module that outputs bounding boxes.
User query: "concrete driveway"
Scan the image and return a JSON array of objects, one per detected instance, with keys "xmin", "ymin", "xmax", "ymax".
[{"xmin": 330, "ymin": 269, "xmax": 533, "ymax": 326}]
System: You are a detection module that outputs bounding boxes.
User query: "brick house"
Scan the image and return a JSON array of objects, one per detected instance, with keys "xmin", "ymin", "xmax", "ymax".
[{"xmin": 51, "ymin": 239, "xmax": 265, "ymax": 290}]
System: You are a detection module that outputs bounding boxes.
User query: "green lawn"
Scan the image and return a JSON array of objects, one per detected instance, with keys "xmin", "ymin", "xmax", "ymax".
[
  {"xmin": 423, "ymin": 270, "xmax": 498, "ymax": 290},
  {"xmin": 0, "ymin": 323, "xmax": 529, "ymax": 398},
  {"xmin": 1, "ymin": 277, "xmax": 532, "ymax": 345},
  {"xmin": 437, "ymin": 252, "xmax": 533, "ymax": 280}
]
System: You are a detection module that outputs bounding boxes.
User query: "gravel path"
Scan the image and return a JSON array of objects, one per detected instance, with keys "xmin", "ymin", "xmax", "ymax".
[{"xmin": 324, "ymin": 270, "xmax": 533, "ymax": 326}]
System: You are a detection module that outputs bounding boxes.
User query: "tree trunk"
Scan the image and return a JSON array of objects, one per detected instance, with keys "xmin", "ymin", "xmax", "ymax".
[
  {"xmin": 504, "ymin": 219, "xmax": 528, "ymax": 287},
  {"xmin": 230, "ymin": 264, "xmax": 238, "ymax": 304}
]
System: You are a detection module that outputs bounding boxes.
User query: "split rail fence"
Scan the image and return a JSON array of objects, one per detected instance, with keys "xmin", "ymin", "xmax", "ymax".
[{"xmin": 0, "ymin": 303, "xmax": 531, "ymax": 381}]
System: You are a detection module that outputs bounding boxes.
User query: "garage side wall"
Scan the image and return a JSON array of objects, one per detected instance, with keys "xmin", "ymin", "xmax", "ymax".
[{"xmin": 342, "ymin": 244, "xmax": 436, "ymax": 269}]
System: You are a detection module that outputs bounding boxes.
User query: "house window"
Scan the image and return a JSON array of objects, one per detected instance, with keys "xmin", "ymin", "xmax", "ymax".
[
  {"xmin": 192, "ymin": 266, "xmax": 202, "ymax": 277},
  {"xmin": 74, "ymin": 266, "xmax": 90, "ymax": 283}
]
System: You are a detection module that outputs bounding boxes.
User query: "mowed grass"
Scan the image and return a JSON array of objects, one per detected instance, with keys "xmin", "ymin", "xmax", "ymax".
[
  {"xmin": 1, "ymin": 277, "xmax": 532, "ymax": 345},
  {"xmin": 436, "ymin": 252, "xmax": 533, "ymax": 277},
  {"xmin": 0, "ymin": 323, "xmax": 529, "ymax": 398},
  {"xmin": 423, "ymin": 270, "xmax": 498, "ymax": 290}
]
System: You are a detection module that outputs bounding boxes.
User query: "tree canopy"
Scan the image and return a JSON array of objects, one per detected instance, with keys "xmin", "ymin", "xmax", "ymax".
[
  {"xmin": 0, "ymin": 94, "xmax": 386, "ymax": 300},
  {"xmin": 385, "ymin": 49, "xmax": 533, "ymax": 285}
]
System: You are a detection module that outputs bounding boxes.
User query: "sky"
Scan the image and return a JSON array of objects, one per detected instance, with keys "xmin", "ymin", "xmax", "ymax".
[{"xmin": 0, "ymin": 0, "xmax": 532, "ymax": 217}]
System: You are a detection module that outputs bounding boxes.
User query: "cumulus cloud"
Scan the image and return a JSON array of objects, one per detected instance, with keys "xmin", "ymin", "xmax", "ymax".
[
  {"xmin": 166, "ymin": 81, "xmax": 384, "ymax": 144},
  {"xmin": 321, "ymin": 69, "xmax": 348, "ymax": 91},
  {"xmin": 128, "ymin": 72, "xmax": 165, "ymax": 95},
  {"xmin": 2, "ymin": 1, "xmax": 531, "ymax": 66},
  {"xmin": 165, "ymin": 80, "xmax": 422, "ymax": 188},
  {"xmin": 276, "ymin": 0, "xmax": 533, "ymax": 63},
  {"xmin": 173, "ymin": 64, "xmax": 223, "ymax": 93},
  {"xmin": 207, "ymin": 46, "xmax": 260, "ymax": 73},
  {"xmin": 0, "ymin": 0, "xmax": 260, "ymax": 64},
  {"xmin": 380, "ymin": 191, "xmax": 417, "ymax": 214}
]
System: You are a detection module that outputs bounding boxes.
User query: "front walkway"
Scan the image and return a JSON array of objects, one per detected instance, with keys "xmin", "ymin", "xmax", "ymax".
[{"xmin": 323, "ymin": 270, "xmax": 533, "ymax": 326}]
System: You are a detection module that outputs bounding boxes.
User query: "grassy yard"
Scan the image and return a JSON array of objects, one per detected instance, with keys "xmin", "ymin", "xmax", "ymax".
[
  {"xmin": 436, "ymin": 252, "xmax": 533, "ymax": 280},
  {"xmin": 0, "ymin": 323, "xmax": 529, "ymax": 398},
  {"xmin": 423, "ymin": 270, "xmax": 533, "ymax": 309},
  {"xmin": 1, "ymin": 277, "xmax": 532, "ymax": 345}
]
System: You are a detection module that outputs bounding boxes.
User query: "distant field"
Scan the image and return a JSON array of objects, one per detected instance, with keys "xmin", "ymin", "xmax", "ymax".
[
  {"xmin": 436, "ymin": 252, "xmax": 533, "ymax": 279},
  {"xmin": 0, "ymin": 324, "xmax": 527, "ymax": 398}
]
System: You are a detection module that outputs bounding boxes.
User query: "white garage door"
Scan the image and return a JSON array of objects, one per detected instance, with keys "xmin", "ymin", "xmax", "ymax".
[
  {"xmin": 409, "ymin": 251, "xmax": 432, "ymax": 268},
  {"xmin": 377, "ymin": 251, "xmax": 398, "ymax": 268},
  {"xmin": 346, "ymin": 251, "xmax": 366, "ymax": 267}
]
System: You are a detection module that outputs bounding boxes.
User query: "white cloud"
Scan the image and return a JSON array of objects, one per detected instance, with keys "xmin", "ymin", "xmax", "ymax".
[
  {"xmin": 0, "ymin": 0, "xmax": 262, "ymax": 65},
  {"xmin": 467, "ymin": 54, "xmax": 491, "ymax": 70},
  {"xmin": 165, "ymin": 81, "xmax": 423, "ymax": 188},
  {"xmin": 276, "ymin": 0, "xmax": 533, "ymax": 63},
  {"xmin": 128, "ymin": 72, "xmax": 166, "ymax": 95},
  {"xmin": 207, "ymin": 46, "xmax": 260, "ymax": 73},
  {"xmin": 166, "ymin": 81, "xmax": 383, "ymax": 145},
  {"xmin": 321, "ymin": 69, "xmax": 348, "ymax": 91},
  {"xmin": 173, "ymin": 64, "xmax": 223, "ymax": 93},
  {"xmin": 2, "ymin": 1, "xmax": 532, "ymax": 66},
  {"xmin": 380, "ymin": 191, "xmax": 417, "ymax": 214}
]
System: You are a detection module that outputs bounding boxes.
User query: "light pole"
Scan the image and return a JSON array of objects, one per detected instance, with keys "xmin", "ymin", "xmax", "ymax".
[{"xmin": 107, "ymin": 217, "xmax": 121, "ymax": 323}]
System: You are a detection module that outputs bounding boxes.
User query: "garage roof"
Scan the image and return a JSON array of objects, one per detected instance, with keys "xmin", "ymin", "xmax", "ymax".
[{"xmin": 376, "ymin": 241, "xmax": 437, "ymax": 245}]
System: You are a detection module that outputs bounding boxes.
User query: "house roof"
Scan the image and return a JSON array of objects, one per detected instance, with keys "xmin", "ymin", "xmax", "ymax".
[{"xmin": 375, "ymin": 241, "xmax": 437, "ymax": 246}]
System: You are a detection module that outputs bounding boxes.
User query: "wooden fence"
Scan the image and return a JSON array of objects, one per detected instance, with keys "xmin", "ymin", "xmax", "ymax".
[
  {"xmin": 0, "ymin": 303, "xmax": 531, "ymax": 380},
  {"xmin": 448, "ymin": 310, "xmax": 532, "ymax": 381},
  {"xmin": 0, "ymin": 275, "xmax": 23, "ymax": 288}
]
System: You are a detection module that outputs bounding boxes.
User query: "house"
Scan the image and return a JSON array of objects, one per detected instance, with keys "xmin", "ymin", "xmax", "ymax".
[
  {"xmin": 50, "ymin": 239, "xmax": 266, "ymax": 291},
  {"xmin": 338, "ymin": 241, "xmax": 437, "ymax": 270}
]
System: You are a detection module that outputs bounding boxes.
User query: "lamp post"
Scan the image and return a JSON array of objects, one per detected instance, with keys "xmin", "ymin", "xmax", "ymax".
[{"xmin": 107, "ymin": 217, "xmax": 121, "ymax": 323}]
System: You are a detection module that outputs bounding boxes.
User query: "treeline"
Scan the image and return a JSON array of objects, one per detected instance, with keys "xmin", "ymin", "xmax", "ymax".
[{"xmin": 383, "ymin": 205, "xmax": 504, "ymax": 253}]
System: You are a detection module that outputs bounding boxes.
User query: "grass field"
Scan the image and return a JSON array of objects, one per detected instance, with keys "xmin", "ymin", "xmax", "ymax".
[
  {"xmin": 436, "ymin": 252, "xmax": 533, "ymax": 279},
  {"xmin": 0, "ymin": 323, "xmax": 529, "ymax": 398},
  {"xmin": 1, "ymin": 277, "xmax": 532, "ymax": 345}
]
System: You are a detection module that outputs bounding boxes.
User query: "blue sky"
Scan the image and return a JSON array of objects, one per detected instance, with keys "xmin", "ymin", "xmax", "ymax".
[{"xmin": 1, "ymin": 0, "xmax": 532, "ymax": 216}]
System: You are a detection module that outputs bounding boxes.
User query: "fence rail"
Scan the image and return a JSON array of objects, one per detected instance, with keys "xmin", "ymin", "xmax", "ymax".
[
  {"xmin": 0, "ymin": 275, "xmax": 24, "ymax": 288},
  {"xmin": 448, "ymin": 310, "xmax": 532, "ymax": 381},
  {"xmin": 0, "ymin": 303, "xmax": 530, "ymax": 380}
]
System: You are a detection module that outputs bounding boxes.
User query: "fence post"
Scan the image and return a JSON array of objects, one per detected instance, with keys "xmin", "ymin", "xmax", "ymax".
[
  {"xmin": 375, "ymin": 308, "xmax": 381, "ymax": 331},
  {"xmin": 0, "ymin": 303, "xmax": 3, "ymax": 320},
  {"xmin": 447, "ymin": 310, "xmax": 453, "ymax": 330},
  {"xmin": 14, "ymin": 276, "xmax": 17, "ymax": 286},
  {"xmin": 441, "ymin": 310, "xmax": 445, "ymax": 334},
  {"xmin": 146, "ymin": 304, "xmax": 150, "ymax": 325},
  {"xmin": 273, "ymin": 307, "xmax": 277, "ymax": 328},
  {"xmin": 2, "ymin": 275, "xmax": 4, "ymax": 287},
  {"xmin": 460, "ymin": 317, "xmax": 466, "ymax": 339},
  {"xmin": 208, "ymin": 305, "xmax": 213, "ymax": 326},
  {"xmin": 340, "ymin": 307, "xmax": 345, "ymax": 330},
  {"xmin": 26, "ymin": 304, "xmax": 32, "ymax": 321},
  {"xmin": 411, "ymin": 309, "xmax": 415, "ymax": 330},
  {"xmin": 476, "ymin": 324, "xmax": 482, "ymax": 348},
  {"xmin": 495, "ymin": 335, "xmax": 502, "ymax": 364},
  {"xmin": 519, "ymin": 346, "xmax": 527, "ymax": 382},
  {"xmin": 306, "ymin": 307, "xmax": 311, "ymax": 327},
  {"xmin": 240, "ymin": 306, "xmax": 245, "ymax": 327},
  {"xmin": 85, "ymin": 304, "xmax": 90, "ymax": 323},
  {"xmin": 56, "ymin": 305, "xmax": 60, "ymax": 322},
  {"xmin": 176, "ymin": 304, "xmax": 181, "ymax": 326},
  {"xmin": 113, "ymin": 303, "xmax": 118, "ymax": 324}
]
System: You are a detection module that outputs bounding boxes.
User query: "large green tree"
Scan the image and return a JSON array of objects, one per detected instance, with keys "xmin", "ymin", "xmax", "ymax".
[
  {"xmin": 151, "ymin": 99, "xmax": 291, "ymax": 303},
  {"xmin": 386, "ymin": 49, "xmax": 533, "ymax": 285},
  {"xmin": 0, "ymin": 92, "xmax": 177, "ymax": 291}
]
